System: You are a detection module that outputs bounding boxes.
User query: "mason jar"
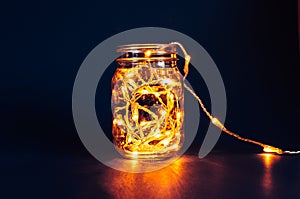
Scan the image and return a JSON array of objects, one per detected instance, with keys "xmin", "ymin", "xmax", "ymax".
[{"xmin": 111, "ymin": 43, "xmax": 184, "ymax": 159}]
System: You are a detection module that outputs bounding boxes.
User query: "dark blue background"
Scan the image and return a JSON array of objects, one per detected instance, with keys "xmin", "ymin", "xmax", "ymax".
[{"xmin": 1, "ymin": 0, "xmax": 299, "ymax": 172}]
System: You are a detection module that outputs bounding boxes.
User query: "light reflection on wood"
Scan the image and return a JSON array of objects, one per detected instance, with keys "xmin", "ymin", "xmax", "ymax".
[
  {"xmin": 259, "ymin": 153, "xmax": 280, "ymax": 197},
  {"xmin": 91, "ymin": 154, "xmax": 297, "ymax": 198},
  {"xmin": 101, "ymin": 156, "xmax": 194, "ymax": 199}
]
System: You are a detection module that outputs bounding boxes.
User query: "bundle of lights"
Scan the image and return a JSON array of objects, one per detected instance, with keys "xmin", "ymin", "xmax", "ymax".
[{"xmin": 111, "ymin": 42, "xmax": 299, "ymax": 159}]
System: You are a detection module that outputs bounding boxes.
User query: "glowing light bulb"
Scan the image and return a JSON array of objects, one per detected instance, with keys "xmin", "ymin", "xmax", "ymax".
[
  {"xmin": 263, "ymin": 145, "xmax": 283, "ymax": 154},
  {"xmin": 131, "ymin": 152, "xmax": 138, "ymax": 159},
  {"xmin": 113, "ymin": 119, "xmax": 124, "ymax": 126},
  {"xmin": 162, "ymin": 78, "xmax": 174, "ymax": 85},
  {"xmin": 157, "ymin": 61, "xmax": 165, "ymax": 67},
  {"xmin": 170, "ymin": 93, "xmax": 174, "ymax": 99},
  {"xmin": 162, "ymin": 139, "xmax": 170, "ymax": 146},
  {"xmin": 144, "ymin": 50, "xmax": 152, "ymax": 57},
  {"xmin": 141, "ymin": 89, "xmax": 148, "ymax": 94},
  {"xmin": 132, "ymin": 114, "xmax": 138, "ymax": 121},
  {"xmin": 211, "ymin": 117, "xmax": 225, "ymax": 129},
  {"xmin": 140, "ymin": 121, "xmax": 148, "ymax": 127},
  {"xmin": 160, "ymin": 109, "xmax": 166, "ymax": 116},
  {"xmin": 125, "ymin": 71, "xmax": 134, "ymax": 78}
]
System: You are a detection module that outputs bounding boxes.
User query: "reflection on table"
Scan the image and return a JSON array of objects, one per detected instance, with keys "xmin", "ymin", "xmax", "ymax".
[{"xmin": 93, "ymin": 153, "xmax": 299, "ymax": 198}]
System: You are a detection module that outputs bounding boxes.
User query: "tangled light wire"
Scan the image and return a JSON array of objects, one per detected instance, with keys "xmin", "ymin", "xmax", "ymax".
[{"xmin": 171, "ymin": 42, "xmax": 300, "ymax": 155}]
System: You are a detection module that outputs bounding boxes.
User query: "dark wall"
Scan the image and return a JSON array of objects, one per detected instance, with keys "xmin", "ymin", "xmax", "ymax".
[{"xmin": 1, "ymin": 0, "xmax": 299, "ymax": 155}]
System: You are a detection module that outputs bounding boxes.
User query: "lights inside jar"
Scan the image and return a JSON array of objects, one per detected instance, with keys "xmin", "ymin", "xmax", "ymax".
[{"xmin": 111, "ymin": 44, "xmax": 184, "ymax": 159}]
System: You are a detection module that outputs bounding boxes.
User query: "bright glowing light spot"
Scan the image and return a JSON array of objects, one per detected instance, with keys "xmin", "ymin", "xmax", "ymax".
[
  {"xmin": 165, "ymin": 131, "xmax": 171, "ymax": 136},
  {"xmin": 128, "ymin": 137, "xmax": 132, "ymax": 143},
  {"xmin": 160, "ymin": 109, "xmax": 166, "ymax": 116},
  {"xmin": 176, "ymin": 112, "xmax": 181, "ymax": 119},
  {"xmin": 157, "ymin": 61, "xmax": 165, "ymax": 67},
  {"xmin": 131, "ymin": 152, "xmax": 138, "ymax": 158},
  {"xmin": 211, "ymin": 117, "xmax": 224, "ymax": 129},
  {"xmin": 211, "ymin": 117, "xmax": 217, "ymax": 123},
  {"xmin": 162, "ymin": 78, "xmax": 174, "ymax": 85},
  {"xmin": 263, "ymin": 145, "xmax": 283, "ymax": 154},
  {"xmin": 173, "ymin": 144, "xmax": 179, "ymax": 149},
  {"xmin": 113, "ymin": 119, "xmax": 123, "ymax": 126},
  {"xmin": 140, "ymin": 121, "xmax": 148, "ymax": 126},
  {"xmin": 141, "ymin": 89, "xmax": 148, "ymax": 94},
  {"xmin": 132, "ymin": 114, "xmax": 139, "ymax": 121},
  {"xmin": 169, "ymin": 93, "xmax": 174, "ymax": 99},
  {"xmin": 144, "ymin": 50, "xmax": 152, "ymax": 57},
  {"xmin": 162, "ymin": 139, "xmax": 169, "ymax": 146},
  {"xmin": 155, "ymin": 133, "xmax": 161, "ymax": 138},
  {"xmin": 125, "ymin": 72, "xmax": 134, "ymax": 78}
]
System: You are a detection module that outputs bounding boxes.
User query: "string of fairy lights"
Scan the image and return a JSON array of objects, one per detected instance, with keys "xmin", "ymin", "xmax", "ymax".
[
  {"xmin": 171, "ymin": 42, "xmax": 300, "ymax": 155},
  {"xmin": 111, "ymin": 62, "xmax": 184, "ymax": 156}
]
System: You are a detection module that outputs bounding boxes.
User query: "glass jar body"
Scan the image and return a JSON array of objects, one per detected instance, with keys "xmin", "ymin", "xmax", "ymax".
[{"xmin": 111, "ymin": 45, "xmax": 184, "ymax": 159}]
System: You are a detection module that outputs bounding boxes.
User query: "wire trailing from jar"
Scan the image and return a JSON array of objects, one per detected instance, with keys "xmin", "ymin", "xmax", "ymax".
[{"xmin": 170, "ymin": 41, "xmax": 300, "ymax": 155}]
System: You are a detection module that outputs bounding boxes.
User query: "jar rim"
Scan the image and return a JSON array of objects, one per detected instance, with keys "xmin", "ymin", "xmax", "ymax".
[{"xmin": 117, "ymin": 43, "xmax": 176, "ymax": 53}]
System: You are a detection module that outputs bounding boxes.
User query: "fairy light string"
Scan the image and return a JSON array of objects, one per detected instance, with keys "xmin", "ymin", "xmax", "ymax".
[
  {"xmin": 112, "ymin": 55, "xmax": 184, "ymax": 156},
  {"xmin": 171, "ymin": 42, "xmax": 300, "ymax": 155}
]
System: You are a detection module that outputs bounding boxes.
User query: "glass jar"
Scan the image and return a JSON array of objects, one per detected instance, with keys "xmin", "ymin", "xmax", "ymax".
[{"xmin": 111, "ymin": 44, "xmax": 184, "ymax": 159}]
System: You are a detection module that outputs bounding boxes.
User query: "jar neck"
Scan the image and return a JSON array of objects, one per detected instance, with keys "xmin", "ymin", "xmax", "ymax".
[
  {"xmin": 117, "ymin": 59, "xmax": 177, "ymax": 68},
  {"xmin": 116, "ymin": 43, "xmax": 178, "ymax": 68}
]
